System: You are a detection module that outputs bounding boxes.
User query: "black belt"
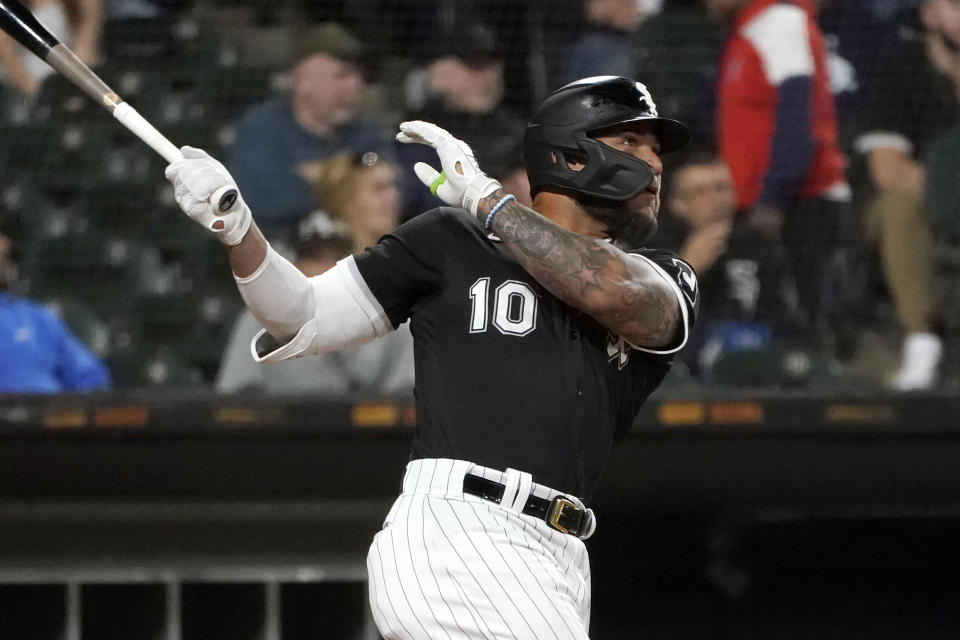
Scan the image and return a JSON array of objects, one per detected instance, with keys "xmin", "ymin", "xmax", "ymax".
[{"xmin": 462, "ymin": 473, "xmax": 590, "ymax": 538}]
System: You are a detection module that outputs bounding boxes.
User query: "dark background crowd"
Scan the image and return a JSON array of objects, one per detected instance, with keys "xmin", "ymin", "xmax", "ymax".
[
  {"xmin": 1, "ymin": 0, "xmax": 958, "ymax": 395},
  {"xmin": 3, "ymin": 3, "xmax": 960, "ymax": 639}
]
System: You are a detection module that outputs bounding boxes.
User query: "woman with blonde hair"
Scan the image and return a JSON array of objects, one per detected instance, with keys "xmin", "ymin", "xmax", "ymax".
[{"xmin": 314, "ymin": 150, "xmax": 402, "ymax": 252}]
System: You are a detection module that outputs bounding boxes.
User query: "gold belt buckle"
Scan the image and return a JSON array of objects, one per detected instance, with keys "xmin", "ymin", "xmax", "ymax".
[{"xmin": 548, "ymin": 496, "xmax": 577, "ymax": 534}]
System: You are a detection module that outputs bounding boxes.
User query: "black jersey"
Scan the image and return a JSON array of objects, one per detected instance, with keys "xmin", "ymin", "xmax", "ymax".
[{"xmin": 351, "ymin": 208, "xmax": 699, "ymax": 500}]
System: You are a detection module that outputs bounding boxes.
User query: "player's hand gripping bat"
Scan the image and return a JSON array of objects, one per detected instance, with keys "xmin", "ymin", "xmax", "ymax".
[{"xmin": 0, "ymin": 0, "xmax": 237, "ymax": 213}]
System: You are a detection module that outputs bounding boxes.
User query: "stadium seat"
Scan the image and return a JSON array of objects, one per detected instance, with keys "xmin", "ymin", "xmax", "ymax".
[
  {"xmin": 0, "ymin": 84, "xmax": 11, "ymax": 125},
  {"xmin": 32, "ymin": 75, "xmax": 108, "ymax": 126},
  {"xmin": 709, "ymin": 346, "xmax": 840, "ymax": 389},
  {"xmin": 197, "ymin": 66, "xmax": 277, "ymax": 122},
  {"xmin": 107, "ymin": 343, "xmax": 205, "ymax": 389},
  {"xmin": 933, "ymin": 243, "xmax": 960, "ymax": 386},
  {"xmin": 187, "ymin": 291, "xmax": 245, "ymax": 377},
  {"xmin": 37, "ymin": 124, "xmax": 113, "ymax": 188},
  {"xmin": 127, "ymin": 287, "xmax": 241, "ymax": 383},
  {"xmin": 22, "ymin": 233, "xmax": 171, "ymax": 313},
  {"xmin": 100, "ymin": 16, "xmax": 181, "ymax": 64},
  {"xmin": 132, "ymin": 288, "xmax": 239, "ymax": 343},
  {"xmin": 0, "ymin": 123, "xmax": 59, "ymax": 181},
  {"xmin": 0, "ymin": 179, "xmax": 61, "ymax": 242},
  {"xmin": 80, "ymin": 183, "xmax": 168, "ymax": 239}
]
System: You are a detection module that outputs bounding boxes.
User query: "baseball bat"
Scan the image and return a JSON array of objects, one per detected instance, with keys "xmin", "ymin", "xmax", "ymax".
[{"xmin": 0, "ymin": 0, "xmax": 237, "ymax": 212}]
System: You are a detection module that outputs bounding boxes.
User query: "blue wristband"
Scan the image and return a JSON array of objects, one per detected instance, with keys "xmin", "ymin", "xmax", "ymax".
[{"xmin": 484, "ymin": 194, "xmax": 517, "ymax": 230}]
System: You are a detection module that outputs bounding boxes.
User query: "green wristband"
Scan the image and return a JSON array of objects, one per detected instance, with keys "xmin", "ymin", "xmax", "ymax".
[{"xmin": 430, "ymin": 171, "xmax": 447, "ymax": 196}]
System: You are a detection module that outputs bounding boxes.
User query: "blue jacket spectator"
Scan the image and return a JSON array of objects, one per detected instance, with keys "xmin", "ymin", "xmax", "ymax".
[
  {"xmin": 226, "ymin": 23, "xmax": 389, "ymax": 240},
  {"xmin": 0, "ymin": 232, "xmax": 110, "ymax": 393},
  {"xmin": 561, "ymin": 0, "xmax": 657, "ymax": 85},
  {"xmin": 0, "ymin": 294, "xmax": 111, "ymax": 392}
]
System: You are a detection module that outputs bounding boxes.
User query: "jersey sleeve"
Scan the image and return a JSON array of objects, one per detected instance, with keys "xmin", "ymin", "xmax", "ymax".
[
  {"xmin": 628, "ymin": 249, "xmax": 700, "ymax": 355},
  {"xmin": 350, "ymin": 208, "xmax": 448, "ymax": 327}
]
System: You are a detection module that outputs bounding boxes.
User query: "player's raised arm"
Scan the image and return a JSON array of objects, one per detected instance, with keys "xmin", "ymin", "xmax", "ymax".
[
  {"xmin": 397, "ymin": 77, "xmax": 696, "ymax": 350},
  {"xmin": 478, "ymin": 186, "xmax": 682, "ymax": 349}
]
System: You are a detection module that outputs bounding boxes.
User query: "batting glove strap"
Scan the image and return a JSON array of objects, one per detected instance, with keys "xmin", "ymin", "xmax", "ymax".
[
  {"xmin": 462, "ymin": 174, "xmax": 503, "ymax": 218},
  {"xmin": 165, "ymin": 146, "xmax": 252, "ymax": 246}
]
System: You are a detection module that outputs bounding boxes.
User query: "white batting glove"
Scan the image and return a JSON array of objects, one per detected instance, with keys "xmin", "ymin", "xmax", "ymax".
[
  {"xmin": 164, "ymin": 146, "xmax": 252, "ymax": 246},
  {"xmin": 396, "ymin": 120, "xmax": 502, "ymax": 215}
]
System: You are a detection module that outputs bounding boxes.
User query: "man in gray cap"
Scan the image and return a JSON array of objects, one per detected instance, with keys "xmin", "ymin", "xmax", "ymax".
[{"xmin": 226, "ymin": 22, "xmax": 389, "ymax": 239}]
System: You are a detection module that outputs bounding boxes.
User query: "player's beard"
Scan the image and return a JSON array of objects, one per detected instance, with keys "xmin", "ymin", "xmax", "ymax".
[{"xmin": 577, "ymin": 194, "xmax": 658, "ymax": 250}]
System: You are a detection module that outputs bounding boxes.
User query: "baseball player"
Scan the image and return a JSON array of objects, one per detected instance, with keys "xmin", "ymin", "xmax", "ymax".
[{"xmin": 165, "ymin": 75, "xmax": 698, "ymax": 639}]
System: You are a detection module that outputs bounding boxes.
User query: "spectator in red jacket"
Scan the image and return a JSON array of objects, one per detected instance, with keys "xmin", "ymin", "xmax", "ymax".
[{"xmin": 705, "ymin": 0, "xmax": 854, "ymax": 353}]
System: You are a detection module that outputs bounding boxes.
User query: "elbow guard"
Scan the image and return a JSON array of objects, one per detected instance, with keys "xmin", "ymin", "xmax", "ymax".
[{"xmin": 249, "ymin": 256, "xmax": 392, "ymax": 364}]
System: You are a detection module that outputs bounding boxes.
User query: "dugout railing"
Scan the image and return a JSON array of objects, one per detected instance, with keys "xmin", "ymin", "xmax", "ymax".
[{"xmin": 2, "ymin": 390, "xmax": 960, "ymax": 638}]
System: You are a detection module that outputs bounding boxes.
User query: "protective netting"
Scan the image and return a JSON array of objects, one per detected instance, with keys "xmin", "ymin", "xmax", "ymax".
[{"xmin": 0, "ymin": 0, "xmax": 955, "ymax": 391}]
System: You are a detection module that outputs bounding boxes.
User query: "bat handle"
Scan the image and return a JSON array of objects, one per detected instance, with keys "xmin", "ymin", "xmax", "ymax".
[{"xmin": 111, "ymin": 102, "xmax": 238, "ymax": 213}]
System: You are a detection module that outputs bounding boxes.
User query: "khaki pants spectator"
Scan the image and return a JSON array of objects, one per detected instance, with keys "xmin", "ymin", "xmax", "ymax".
[{"xmin": 864, "ymin": 189, "xmax": 937, "ymax": 334}]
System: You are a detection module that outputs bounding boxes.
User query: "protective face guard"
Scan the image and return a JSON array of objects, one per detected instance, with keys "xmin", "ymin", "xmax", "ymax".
[{"xmin": 532, "ymin": 137, "xmax": 657, "ymax": 201}]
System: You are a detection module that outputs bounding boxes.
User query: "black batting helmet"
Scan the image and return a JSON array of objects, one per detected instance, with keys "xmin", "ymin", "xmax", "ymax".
[{"xmin": 523, "ymin": 76, "xmax": 691, "ymax": 201}]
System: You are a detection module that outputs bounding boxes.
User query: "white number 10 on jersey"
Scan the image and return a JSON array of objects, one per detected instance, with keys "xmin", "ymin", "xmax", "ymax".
[{"xmin": 468, "ymin": 278, "xmax": 538, "ymax": 336}]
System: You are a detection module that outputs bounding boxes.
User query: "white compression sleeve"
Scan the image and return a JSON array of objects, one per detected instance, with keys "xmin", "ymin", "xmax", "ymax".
[
  {"xmin": 235, "ymin": 250, "xmax": 393, "ymax": 363},
  {"xmin": 234, "ymin": 245, "xmax": 314, "ymax": 342}
]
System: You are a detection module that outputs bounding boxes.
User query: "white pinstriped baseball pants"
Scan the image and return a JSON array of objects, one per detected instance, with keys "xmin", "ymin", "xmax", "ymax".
[{"xmin": 367, "ymin": 458, "xmax": 593, "ymax": 640}]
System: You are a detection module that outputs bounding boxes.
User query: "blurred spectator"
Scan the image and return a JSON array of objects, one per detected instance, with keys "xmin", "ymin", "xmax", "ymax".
[
  {"xmin": 312, "ymin": 151, "xmax": 401, "ymax": 253},
  {"xmin": 396, "ymin": 21, "xmax": 525, "ymax": 221},
  {"xmin": 0, "ymin": 229, "xmax": 111, "ymax": 392},
  {"xmin": 631, "ymin": 0, "xmax": 726, "ymax": 147},
  {"xmin": 104, "ymin": 0, "xmax": 185, "ymax": 19},
  {"xmin": 818, "ymin": 0, "xmax": 875, "ymax": 142},
  {"xmin": 655, "ymin": 152, "xmax": 801, "ymax": 379},
  {"xmin": 706, "ymin": 0, "xmax": 854, "ymax": 353},
  {"xmin": 226, "ymin": 22, "xmax": 389, "ymax": 240},
  {"xmin": 216, "ymin": 152, "xmax": 415, "ymax": 397},
  {"xmin": 104, "ymin": 0, "xmax": 161, "ymax": 19},
  {"xmin": 559, "ymin": 0, "xmax": 658, "ymax": 85},
  {"xmin": 0, "ymin": 0, "xmax": 102, "ymax": 98},
  {"xmin": 851, "ymin": 0, "xmax": 960, "ymax": 389}
]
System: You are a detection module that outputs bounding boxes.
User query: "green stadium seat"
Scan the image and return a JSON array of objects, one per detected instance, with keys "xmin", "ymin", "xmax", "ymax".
[
  {"xmin": 37, "ymin": 125, "xmax": 113, "ymax": 187},
  {"xmin": 0, "ymin": 84, "xmax": 13, "ymax": 125},
  {"xmin": 0, "ymin": 123, "xmax": 59, "ymax": 178},
  {"xmin": 129, "ymin": 287, "xmax": 242, "ymax": 383},
  {"xmin": 107, "ymin": 343, "xmax": 205, "ymax": 389},
  {"xmin": 32, "ymin": 75, "xmax": 109, "ymax": 126},
  {"xmin": 708, "ymin": 346, "xmax": 839, "ymax": 389},
  {"xmin": 22, "ymin": 233, "xmax": 170, "ymax": 313},
  {"xmin": 101, "ymin": 16, "xmax": 180, "ymax": 65},
  {"xmin": 197, "ymin": 66, "xmax": 277, "ymax": 122},
  {"xmin": 708, "ymin": 348, "xmax": 784, "ymax": 388}
]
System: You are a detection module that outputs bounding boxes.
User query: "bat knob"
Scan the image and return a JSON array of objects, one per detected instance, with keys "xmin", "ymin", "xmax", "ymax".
[{"xmin": 216, "ymin": 188, "xmax": 238, "ymax": 213}]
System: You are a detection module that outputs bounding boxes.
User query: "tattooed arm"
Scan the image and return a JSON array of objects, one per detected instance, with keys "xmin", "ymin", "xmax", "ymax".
[{"xmin": 479, "ymin": 190, "xmax": 680, "ymax": 349}]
